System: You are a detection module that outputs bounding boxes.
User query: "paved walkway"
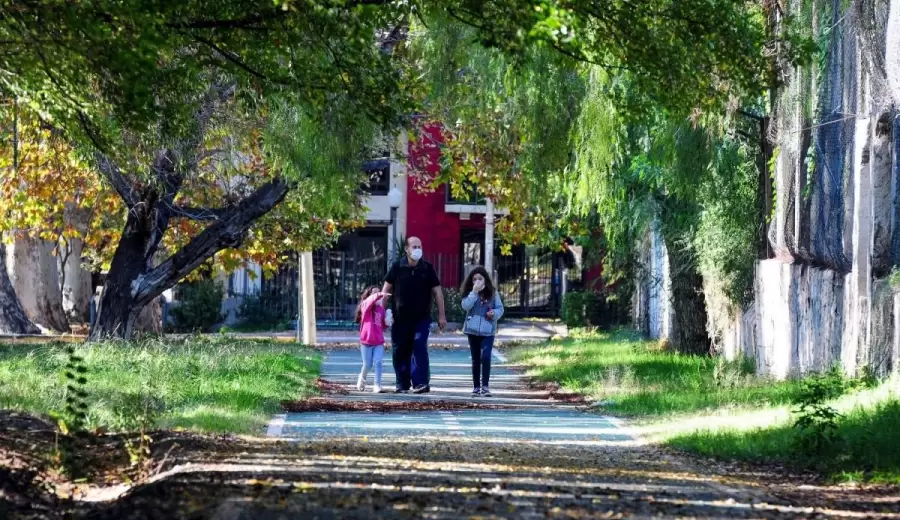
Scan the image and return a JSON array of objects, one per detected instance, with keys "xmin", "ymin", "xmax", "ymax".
[{"xmin": 268, "ymin": 346, "xmax": 636, "ymax": 444}]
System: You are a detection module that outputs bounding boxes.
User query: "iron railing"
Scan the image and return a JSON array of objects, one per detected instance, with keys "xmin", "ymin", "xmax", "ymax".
[{"xmin": 225, "ymin": 249, "xmax": 570, "ymax": 326}]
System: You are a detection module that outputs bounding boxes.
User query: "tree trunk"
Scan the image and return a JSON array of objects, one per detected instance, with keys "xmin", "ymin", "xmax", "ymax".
[
  {"xmin": 59, "ymin": 237, "xmax": 93, "ymax": 323},
  {"xmin": 88, "ymin": 210, "xmax": 155, "ymax": 340},
  {"xmin": 86, "ymin": 83, "xmax": 285, "ymax": 341},
  {"xmin": 134, "ymin": 297, "xmax": 163, "ymax": 335},
  {"xmin": 88, "ymin": 177, "xmax": 289, "ymax": 341},
  {"xmin": 6, "ymin": 235, "xmax": 71, "ymax": 333},
  {"xmin": 0, "ymin": 242, "xmax": 40, "ymax": 334},
  {"xmin": 666, "ymin": 246, "xmax": 711, "ymax": 355}
]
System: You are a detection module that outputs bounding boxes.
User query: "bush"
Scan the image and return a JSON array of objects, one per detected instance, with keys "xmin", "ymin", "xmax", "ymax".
[
  {"xmin": 431, "ymin": 286, "xmax": 467, "ymax": 323},
  {"xmin": 168, "ymin": 279, "xmax": 224, "ymax": 333},
  {"xmin": 561, "ymin": 291, "xmax": 599, "ymax": 328},
  {"xmin": 237, "ymin": 288, "xmax": 295, "ymax": 331}
]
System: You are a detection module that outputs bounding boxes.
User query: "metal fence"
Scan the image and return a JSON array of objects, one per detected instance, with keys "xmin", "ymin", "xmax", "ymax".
[{"xmin": 227, "ymin": 249, "xmax": 571, "ymax": 326}]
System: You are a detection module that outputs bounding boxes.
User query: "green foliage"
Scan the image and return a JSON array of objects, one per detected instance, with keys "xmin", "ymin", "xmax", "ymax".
[
  {"xmin": 410, "ymin": 18, "xmax": 583, "ymax": 247},
  {"xmin": 509, "ymin": 329, "xmax": 805, "ymax": 417},
  {"xmin": 433, "ymin": 287, "xmax": 466, "ymax": 323},
  {"xmin": 419, "ymin": 0, "xmax": 773, "ymax": 116},
  {"xmin": 49, "ymin": 343, "xmax": 90, "ymax": 478},
  {"xmin": 0, "ymin": 338, "xmax": 321, "ymax": 434},
  {"xmin": 236, "ymin": 289, "xmax": 295, "ymax": 332},
  {"xmin": 561, "ymin": 291, "xmax": 599, "ymax": 328},
  {"xmin": 669, "ymin": 381, "xmax": 900, "ymax": 483},
  {"xmin": 390, "ymin": 234, "xmax": 407, "ymax": 265},
  {"xmin": 888, "ymin": 267, "xmax": 900, "ymax": 291},
  {"xmin": 693, "ymin": 136, "xmax": 761, "ymax": 307},
  {"xmin": 791, "ymin": 367, "xmax": 848, "ymax": 455},
  {"xmin": 0, "ymin": 1, "xmax": 416, "ymax": 156},
  {"xmin": 168, "ymin": 279, "xmax": 225, "ymax": 333}
]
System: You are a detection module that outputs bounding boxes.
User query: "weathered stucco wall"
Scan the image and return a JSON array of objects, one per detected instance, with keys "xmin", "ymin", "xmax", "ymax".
[{"xmin": 664, "ymin": 1, "xmax": 900, "ymax": 378}]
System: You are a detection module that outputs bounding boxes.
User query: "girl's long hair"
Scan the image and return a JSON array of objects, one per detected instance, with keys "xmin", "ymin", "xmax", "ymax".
[
  {"xmin": 460, "ymin": 266, "xmax": 494, "ymax": 301},
  {"xmin": 355, "ymin": 285, "xmax": 380, "ymax": 324}
]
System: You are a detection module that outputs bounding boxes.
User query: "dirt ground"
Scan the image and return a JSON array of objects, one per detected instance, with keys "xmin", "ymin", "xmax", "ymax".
[{"xmin": 3, "ymin": 410, "xmax": 899, "ymax": 519}]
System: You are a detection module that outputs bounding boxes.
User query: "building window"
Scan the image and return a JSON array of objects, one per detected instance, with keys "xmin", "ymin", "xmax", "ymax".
[
  {"xmin": 446, "ymin": 183, "xmax": 485, "ymax": 205},
  {"xmin": 361, "ymin": 158, "xmax": 390, "ymax": 195}
]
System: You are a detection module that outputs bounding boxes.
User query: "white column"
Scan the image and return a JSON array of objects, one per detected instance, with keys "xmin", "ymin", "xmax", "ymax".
[
  {"xmin": 485, "ymin": 197, "xmax": 495, "ymax": 273},
  {"xmin": 300, "ymin": 251, "xmax": 316, "ymax": 345}
]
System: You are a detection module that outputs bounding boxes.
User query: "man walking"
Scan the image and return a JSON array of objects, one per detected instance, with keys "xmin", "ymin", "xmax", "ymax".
[{"xmin": 382, "ymin": 236, "xmax": 447, "ymax": 393}]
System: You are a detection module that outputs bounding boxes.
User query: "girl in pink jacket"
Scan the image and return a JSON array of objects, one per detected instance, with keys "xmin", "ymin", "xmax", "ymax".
[{"xmin": 354, "ymin": 285, "xmax": 393, "ymax": 393}]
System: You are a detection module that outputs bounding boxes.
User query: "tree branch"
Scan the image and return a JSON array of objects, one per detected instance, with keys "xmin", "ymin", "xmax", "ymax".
[
  {"xmin": 192, "ymin": 35, "xmax": 276, "ymax": 83},
  {"xmin": 166, "ymin": 13, "xmax": 277, "ymax": 31},
  {"xmin": 738, "ymin": 109, "xmax": 765, "ymax": 121},
  {"xmin": 133, "ymin": 177, "xmax": 290, "ymax": 303},
  {"xmin": 169, "ymin": 205, "xmax": 228, "ymax": 221},
  {"xmin": 93, "ymin": 148, "xmax": 137, "ymax": 207}
]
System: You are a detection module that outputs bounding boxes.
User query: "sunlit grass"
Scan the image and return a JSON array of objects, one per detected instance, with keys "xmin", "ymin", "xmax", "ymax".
[
  {"xmin": 668, "ymin": 380, "xmax": 900, "ymax": 483},
  {"xmin": 510, "ymin": 329, "xmax": 900, "ymax": 482},
  {"xmin": 509, "ymin": 329, "xmax": 804, "ymax": 418},
  {"xmin": 0, "ymin": 336, "xmax": 320, "ymax": 434}
]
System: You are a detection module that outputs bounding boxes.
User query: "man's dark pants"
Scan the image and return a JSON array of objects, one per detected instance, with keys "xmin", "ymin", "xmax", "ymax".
[{"xmin": 391, "ymin": 318, "xmax": 431, "ymax": 390}]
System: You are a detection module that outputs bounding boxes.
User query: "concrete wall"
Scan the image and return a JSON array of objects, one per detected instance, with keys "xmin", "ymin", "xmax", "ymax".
[
  {"xmin": 644, "ymin": 2, "xmax": 900, "ymax": 377},
  {"xmin": 704, "ymin": 1, "xmax": 900, "ymax": 378}
]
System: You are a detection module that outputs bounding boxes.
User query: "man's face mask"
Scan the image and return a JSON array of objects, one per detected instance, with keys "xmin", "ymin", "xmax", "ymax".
[{"xmin": 410, "ymin": 248, "xmax": 423, "ymax": 261}]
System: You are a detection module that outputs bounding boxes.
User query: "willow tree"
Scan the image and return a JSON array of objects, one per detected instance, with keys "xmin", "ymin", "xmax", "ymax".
[
  {"xmin": 0, "ymin": 0, "xmax": 781, "ymax": 338},
  {"xmin": 408, "ymin": 18, "xmax": 583, "ymax": 247},
  {"xmin": 408, "ymin": 0, "xmax": 778, "ymax": 246}
]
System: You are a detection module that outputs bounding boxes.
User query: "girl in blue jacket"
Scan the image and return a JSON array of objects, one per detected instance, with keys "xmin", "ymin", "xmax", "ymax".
[{"xmin": 460, "ymin": 267, "xmax": 504, "ymax": 397}]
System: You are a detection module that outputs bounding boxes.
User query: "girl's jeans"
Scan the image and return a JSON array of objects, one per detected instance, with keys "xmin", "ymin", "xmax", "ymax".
[
  {"xmin": 360, "ymin": 344, "xmax": 384, "ymax": 385},
  {"xmin": 466, "ymin": 334, "xmax": 495, "ymax": 388}
]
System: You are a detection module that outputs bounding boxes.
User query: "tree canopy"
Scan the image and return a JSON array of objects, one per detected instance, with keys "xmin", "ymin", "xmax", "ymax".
[{"xmin": 0, "ymin": 0, "xmax": 792, "ymax": 337}]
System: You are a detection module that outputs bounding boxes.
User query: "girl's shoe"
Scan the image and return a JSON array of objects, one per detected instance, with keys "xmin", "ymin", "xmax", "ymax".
[
  {"xmin": 373, "ymin": 384, "xmax": 383, "ymax": 393},
  {"xmin": 356, "ymin": 375, "xmax": 366, "ymax": 392},
  {"xmin": 480, "ymin": 387, "xmax": 492, "ymax": 397},
  {"xmin": 471, "ymin": 387, "xmax": 481, "ymax": 397}
]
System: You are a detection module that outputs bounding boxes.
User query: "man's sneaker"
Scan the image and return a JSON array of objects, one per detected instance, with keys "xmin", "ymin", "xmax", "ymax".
[
  {"xmin": 395, "ymin": 388, "xmax": 409, "ymax": 394},
  {"xmin": 412, "ymin": 384, "xmax": 430, "ymax": 394},
  {"xmin": 480, "ymin": 387, "xmax": 492, "ymax": 397},
  {"xmin": 356, "ymin": 375, "xmax": 366, "ymax": 392},
  {"xmin": 373, "ymin": 384, "xmax": 383, "ymax": 394},
  {"xmin": 471, "ymin": 387, "xmax": 481, "ymax": 397}
]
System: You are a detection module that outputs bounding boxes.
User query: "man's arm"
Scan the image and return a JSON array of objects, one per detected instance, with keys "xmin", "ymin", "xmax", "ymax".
[
  {"xmin": 432, "ymin": 285, "xmax": 447, "ymax": 330},
  {"xmin": 382, "ymin": 264, "xmax": 396, "ymax": 305}
]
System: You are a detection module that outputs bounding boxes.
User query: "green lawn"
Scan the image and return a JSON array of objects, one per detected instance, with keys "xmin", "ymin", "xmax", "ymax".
[
  {"xmin": 0, "ymin": 337, "xmax": 320, "ymax": 434},
  {"xmin": 509, "ymin": 329, "xmax": 804, "ymax": 417},
  {"xmin": 510, "ymin": 329, "xmax": 900, "ymax": 482},
  {"xmin": 668, "ymin": 383, "xmax": 900, "ymax": 483}
]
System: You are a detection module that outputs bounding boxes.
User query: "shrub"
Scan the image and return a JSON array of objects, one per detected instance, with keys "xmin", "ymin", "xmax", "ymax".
[
  {"xmin": 561, "ymin": 291, "xmax": 599, "ymax": 328},
  {"xmin": 432, "ymin": 286, "xmax": 467, "ymax": 323},
  {"xmin": 237, "ymin": 288, "xmax": 294, "ymax": 331},
  {"xmin": 168, "ymin": 279, "xmax": 224, "ymax": 333},
  {"xmin": 790, "ymin": 367, "xmax": 853, "ymax": 457}
]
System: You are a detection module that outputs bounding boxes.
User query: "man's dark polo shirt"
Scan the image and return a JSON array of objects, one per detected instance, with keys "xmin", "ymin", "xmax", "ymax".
[{"xmin": 385, "ymin": 257, "xmax": 441, "ymax": 324}]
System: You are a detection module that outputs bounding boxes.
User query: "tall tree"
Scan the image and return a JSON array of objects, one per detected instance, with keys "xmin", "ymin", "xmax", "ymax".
[
  {"xmin": 0, "ymin": 1, "xmax": 413, "ymax": 339},
  {"xmin": 0, "ymin": 0, "xmax": 783, "ymax": 338}
]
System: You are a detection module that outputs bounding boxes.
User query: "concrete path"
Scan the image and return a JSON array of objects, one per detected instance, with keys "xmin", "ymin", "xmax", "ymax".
[{"xmin": 268, "ymin": 346, "xmax": 636, "ymax": 444}]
